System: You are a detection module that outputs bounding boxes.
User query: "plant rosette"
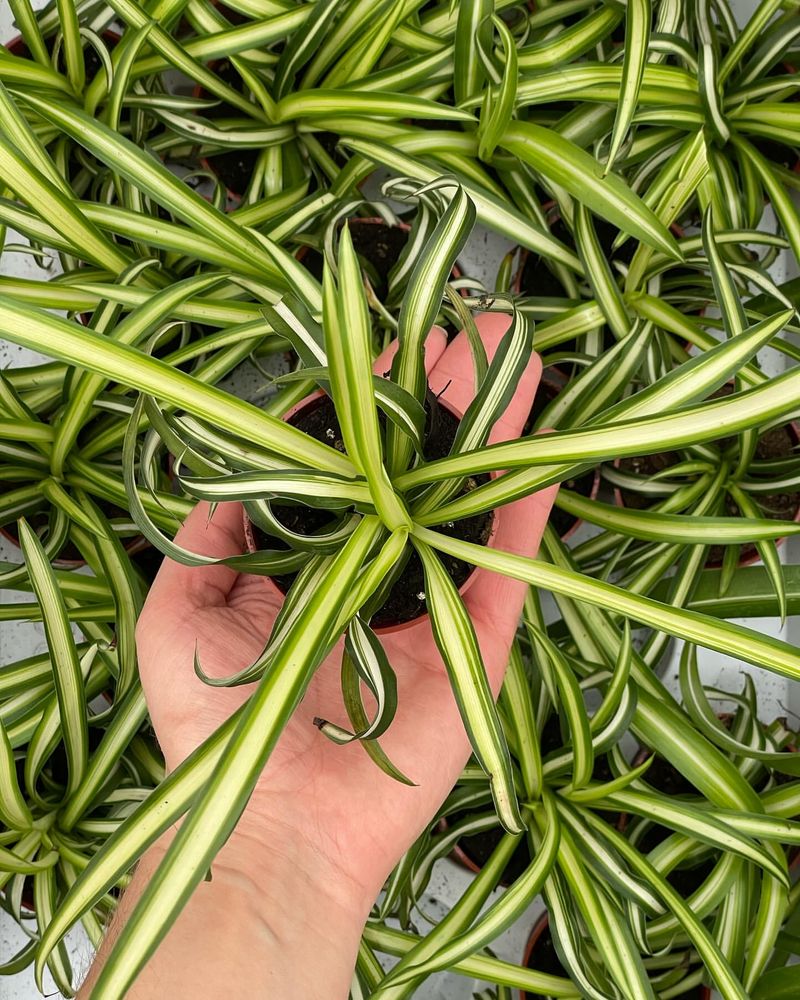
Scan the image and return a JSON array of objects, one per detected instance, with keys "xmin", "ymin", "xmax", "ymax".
[
  {"xmin": 520, "ymin": 912, "xmax": 711, "ymax": 1000},
  {"xmin": 611, "ymin": 414, "xmax": 800, "ymax": 570},
  {"xmin": 442, "ymin": 716, "xmax": 617, "ymax": 886},
  {"xmin": 243, "ymin": 388, "xmax": 498, "ymax": 634}
]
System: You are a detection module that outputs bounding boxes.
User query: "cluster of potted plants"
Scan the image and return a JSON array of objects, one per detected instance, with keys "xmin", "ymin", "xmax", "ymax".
[{"xmin": 0, "ymin": 0, "xmax": 799, "ymax": 997}]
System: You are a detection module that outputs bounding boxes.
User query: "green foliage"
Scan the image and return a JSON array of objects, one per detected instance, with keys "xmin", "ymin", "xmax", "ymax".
[{"xmin": 0, "ymin": 1, "xmax": 798, "ymax": 997}]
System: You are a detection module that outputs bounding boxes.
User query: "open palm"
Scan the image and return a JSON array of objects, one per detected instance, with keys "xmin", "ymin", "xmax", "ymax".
[{"xmin": 135, "ymin": 313, "xmax": 557, "ymax": 907}]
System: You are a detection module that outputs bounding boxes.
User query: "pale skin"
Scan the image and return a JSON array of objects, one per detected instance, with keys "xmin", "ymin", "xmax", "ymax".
[{"xmin": 80, "ymin": 314, "xmax": 557, "ymax": 998}]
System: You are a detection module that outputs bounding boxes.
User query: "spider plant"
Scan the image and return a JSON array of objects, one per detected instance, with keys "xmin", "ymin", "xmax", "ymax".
[
  {"xmin": 4, "ymin": 178, "xmax": 796, "ymax": 999},
  {"xmin": 0, "ymin": 1, "xmax": 798, "ymax": 998},
  {"xmin": 0, "ymin": 512, "xmax": 163, "ymax": 992}
]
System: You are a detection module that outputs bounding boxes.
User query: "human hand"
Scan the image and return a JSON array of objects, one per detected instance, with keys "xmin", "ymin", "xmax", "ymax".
[{"xmin": 131, "ymin": 313, "xmax": 557, "ymax": 997}]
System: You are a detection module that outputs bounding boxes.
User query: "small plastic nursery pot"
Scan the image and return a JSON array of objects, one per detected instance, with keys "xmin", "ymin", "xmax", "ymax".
[
  {"xmin": 520, "ymin": 912, "xmax": 711, "ymax": 1000},
  {"xmin": 243, "ymin": 390, "xmax": 498, "ymax": 635}
]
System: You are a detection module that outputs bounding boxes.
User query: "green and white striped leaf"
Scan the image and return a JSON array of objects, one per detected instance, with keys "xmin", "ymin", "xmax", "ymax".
[
  {"xmin": 414, "ymin": 538, "xmax": 521, "ymax": 833},
  {"xmin": 605, "ymin": 0, "xmax": 651, "ymax": 173},
  {"xmin": 573, "ymin": 204, "xmax": 630, "ymax": 339},
  {"xmin": 500, "ymin": 122, "xmax": 682, "ymax": 259},
  {"xmin": 340, "ymin": 138, "xmax": 581, "ymax": 272},
  {"xmin": 276, "ymin": 90, "xmax": 475, "ymax": 124},
  {"xmin": 15, "ymin": 94, "xmax": 317, "ymax": 309},
  {"xmin": 179, "ymin": 469, "xmax": 374, "ymax": 511},
  {"xmin": 599, "ymin": 787, "xmax": 789, "ymax": 884},
  {"xmin": 0, "ymin": 297, "xmax": 353, "ymax": 476},
  {"xmin": 413, "ymin": 525, "xmax": 800, "ymax": 685},
  {"xmin": 556, "ymin": 489, "xmax": 800, "ymax": 545},
  {"xmin": 529, "ymin": 627, "xmax": 593, "ymax": 789},
  {"xmin": 317, "ymin": 617, "xmax": 398, "ymax": 744},
  {"xmin": 325, "ymin": 226, "xmax": 409, "ymax": 528},
  {"xmin": 0, "ymin": 717, "xmax": 31, "ymax": 830},
  {"xmin": 679, "ymin": 644, "xmax": 800, "ymax": 773},
  {"xmin": 18, "ymin": 520, "xmax": 88, "ymax": 800},
  {"xmin": 388, "ymin": 180, "xmax": 476, "ymax": 474},
  {"xmin": 400, "ymin": 356, "xmax": 800, "ymax": 489},
  {"xmin": 60, "ymin": 684, "xmax": 150, "ymax": 831},
  {"xmin": 477, "ymin": 14, "xmax": 518, "ymax": 161},
  {"xmin": 500, "ymin": 641, "xmax": 542, "ymax": 799}
]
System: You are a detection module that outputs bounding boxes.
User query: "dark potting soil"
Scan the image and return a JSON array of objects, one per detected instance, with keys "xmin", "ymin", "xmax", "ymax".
[
  {"xmin": 519, "ymin": 234, "xmax": 571, "ymax": 300},
  {"xmin": 618, "ymin": 452, "xmax": 679, "ymax": 510},
  {"xmin": 131, "ymin": 544, "xmax": 164, "ymax": 585},
  {"xmin": 550, "ymin": 469, "xmax": 595, "ymax": 537},
  {"xmin": 523, "ymin": 921, "xmax": 563, "ymax": 1000},
  {"xmin": 205, "ymin": 148, "xmax": 260, "ymax": 197},
  {"xmin": 458, "ymin": 825, "xmax": 532, "ymax": 885},
  {"xmin": 519, "ymin": 217, "xmax": 634, "ymax": 299},
  {"xmin": 199, "ymin": 60, "xmax": 260, "ymax": 195},
  {"xmin": 253, "ymin": 394, "xmax": 493, "ymax": 628},
  {"xmin": 348, "ymin": 222, "xmax": 410, "ymax": 298},
  {"xmin": 297, "ymin": 223, "xmax": 409, "ymax": 296}
]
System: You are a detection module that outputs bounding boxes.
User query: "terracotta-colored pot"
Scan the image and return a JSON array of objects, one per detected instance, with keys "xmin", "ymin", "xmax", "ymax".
[
  {"xmin": 520, "ymin": 912, "xmax": 711, "ymax": 1000},
  {"xmin": 243, "ymin": 391, "xmax": 498, "ymax": 635}
]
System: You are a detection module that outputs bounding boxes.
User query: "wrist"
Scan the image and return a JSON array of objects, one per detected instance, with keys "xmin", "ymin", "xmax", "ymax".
[
  {"xmin": 126, "ymin": 822, "xmax": 371, "ymax": 1000},
  {"xmin": 213, "ymin": 819, "xmax": 376, "ymax": 928}
]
